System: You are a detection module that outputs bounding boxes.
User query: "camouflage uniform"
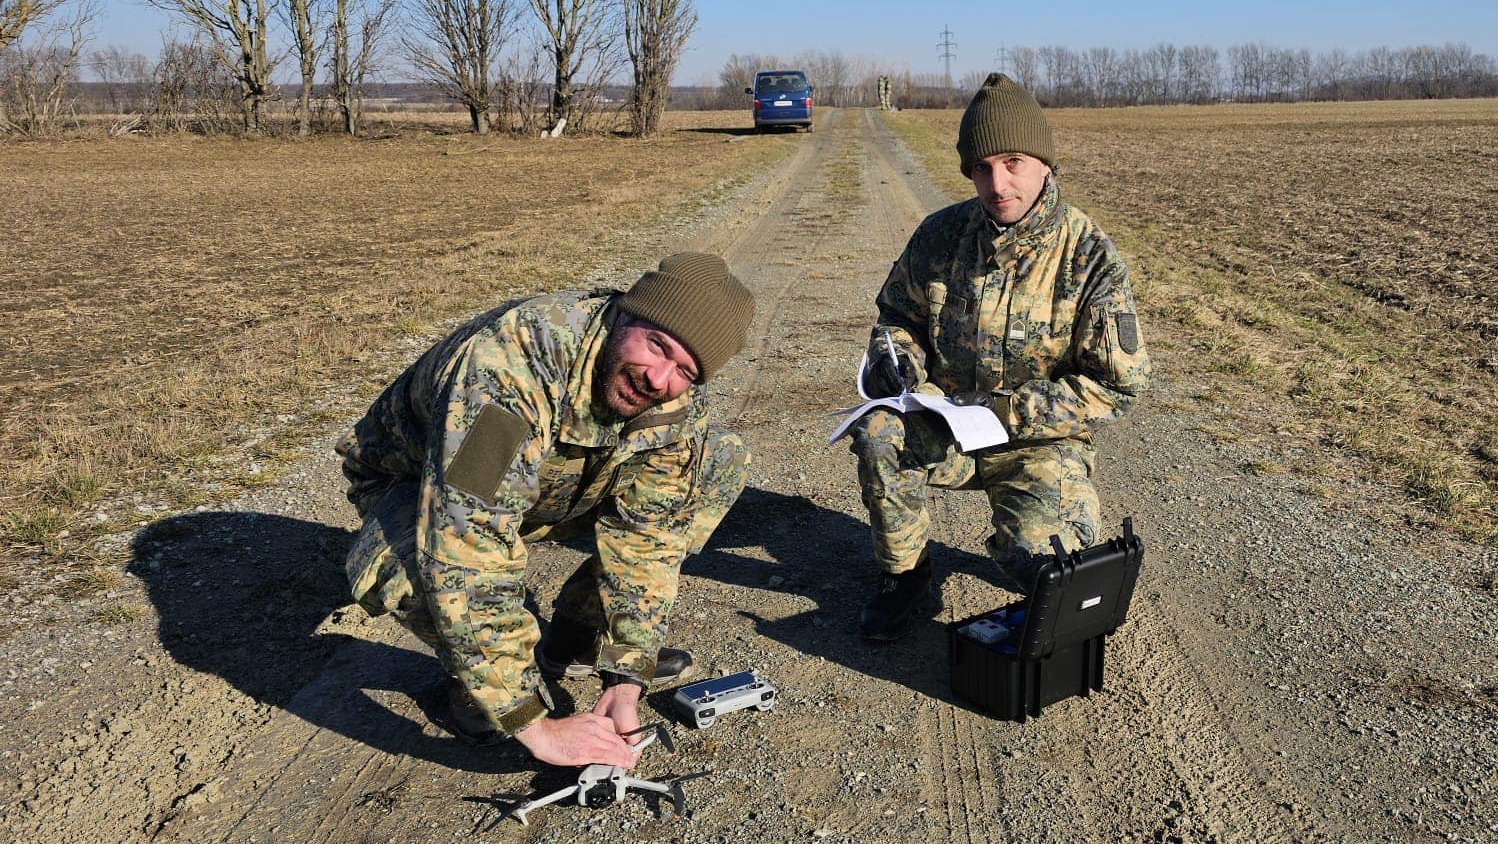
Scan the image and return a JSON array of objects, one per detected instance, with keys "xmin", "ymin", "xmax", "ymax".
[
  {"xmin": 852, "ymin": 178, "xmax": 1150, "ymax": 593},
  {"xmin": 337, "ymin": 289, "xmax": 748, "ymax": 735}
]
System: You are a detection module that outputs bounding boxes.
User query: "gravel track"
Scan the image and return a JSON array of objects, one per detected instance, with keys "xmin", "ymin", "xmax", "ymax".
[{"xmin": 2, "ymin": 108, "xmax": 1494, "ymax": 844}]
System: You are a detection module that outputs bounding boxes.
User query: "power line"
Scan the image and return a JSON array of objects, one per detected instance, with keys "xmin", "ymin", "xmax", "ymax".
[
  {"xmin": 995, "ymin": 43, "xmax": 1009, "ymax": 75},
  {"xmin": 937, "ymin": 24, "xmax": 956, "ymax": 88}
]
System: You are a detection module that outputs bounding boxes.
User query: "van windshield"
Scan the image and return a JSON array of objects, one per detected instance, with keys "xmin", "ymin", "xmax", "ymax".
[{"xmin": 755, "ymin": 74, "xmax": 808, "ymax": 95}]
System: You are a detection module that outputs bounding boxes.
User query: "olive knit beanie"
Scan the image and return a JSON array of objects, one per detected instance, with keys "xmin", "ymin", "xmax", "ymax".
[
  {"xmin": 617, "ymin": 252, "xmax": 755, "ymax": 381},
  {"xmin": 957, "ymin": 72, "xmax": 1055, "ymax": 176}
]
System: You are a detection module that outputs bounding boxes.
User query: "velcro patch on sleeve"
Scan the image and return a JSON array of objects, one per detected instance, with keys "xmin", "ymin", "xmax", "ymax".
[
  {"xmin": 445, "ymin": 404, "xmax": 528, "ymax": 506},
  {"xmin": 1115, "ymin": 313, "xmax": 1140, "ymax": 354}
]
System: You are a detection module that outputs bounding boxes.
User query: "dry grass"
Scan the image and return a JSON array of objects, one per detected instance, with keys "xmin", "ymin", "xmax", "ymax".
[
  {"xmin": 885, "ymin": 99, "xmax": 1498, "ymax": 544},
  {"xmin": 0, "ymin": 110, "xmax": 795, "ymax": 589}
]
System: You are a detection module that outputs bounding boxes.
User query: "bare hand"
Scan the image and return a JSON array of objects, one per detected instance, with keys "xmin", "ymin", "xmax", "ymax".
[
  {"xmin": 514, "ymin": 713, "xmax": 636, "ymax": 768},
  {"xmin": 593, "ymin": 683, "xmax": 643, "ymax": 743}
]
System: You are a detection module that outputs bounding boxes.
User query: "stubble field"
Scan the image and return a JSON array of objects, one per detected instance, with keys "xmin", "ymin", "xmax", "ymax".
[
  {"xmin": 2, "ymin": 100, "xmax": 1497, "ymax": 843},
  {"xmin": 891, "ymin": 98, "xmax": 1498, "ymax": 548},
  {"xmin": 0, "ymin": 111, "xmax": 793, "ymax": 616},
  {"xmin": 5, "ymin": 98, "xmax": 1496, "ymax": 628}
]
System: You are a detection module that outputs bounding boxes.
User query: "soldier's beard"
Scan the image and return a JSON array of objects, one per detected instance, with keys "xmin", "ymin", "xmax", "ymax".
[{"xmin": 594, "ymin": 334, "xmax": 663, "ymax": 421}]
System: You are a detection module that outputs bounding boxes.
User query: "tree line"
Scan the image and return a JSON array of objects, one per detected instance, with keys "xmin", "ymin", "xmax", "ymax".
[
  {"xmin": 698, "ymin": 41, "xmax": 1497, "ymax": 111},
  {"xmin": 989, "ymin": 42, "xmax": 1498, "ymax": 107},
  {"xmin": 0, "ymin": 0, "xmax": 695, "ymax": 136},
  {"xmin": 5, "ymin": 1, "xmax": 1496, "ymax": 138}
]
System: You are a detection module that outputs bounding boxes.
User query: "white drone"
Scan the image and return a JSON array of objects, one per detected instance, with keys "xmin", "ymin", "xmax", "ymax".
[{"xmin": 509, "ymin": 725, "xmax": 707, "ymax": 826}]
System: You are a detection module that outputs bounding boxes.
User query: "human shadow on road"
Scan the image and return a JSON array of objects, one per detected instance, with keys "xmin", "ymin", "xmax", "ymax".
[
  {"xmin": 674, "ymin": 126, "xmax": 760, "ymax": 136},
  {"xmin": 128, "ymin": 511, "xmax": 533, "ymax": 775},
  {"xmin": 681, "ymin": 485, "xmax": 1017, "ymax": 715}
]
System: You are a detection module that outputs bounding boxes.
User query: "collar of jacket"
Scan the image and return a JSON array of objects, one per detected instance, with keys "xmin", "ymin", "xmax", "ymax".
[
  {"xmin": 556, "ymin": 298, "xmax": 697, "ymax": 451},
  {"xmin": 979, "ymin": 177, "xmax": 1063, "ymax": 265}
]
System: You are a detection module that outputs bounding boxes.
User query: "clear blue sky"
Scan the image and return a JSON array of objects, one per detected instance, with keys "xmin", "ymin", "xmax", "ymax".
[{"xmin": 96, "ymin": 0, "xmax": 1498, "ymax": 84}]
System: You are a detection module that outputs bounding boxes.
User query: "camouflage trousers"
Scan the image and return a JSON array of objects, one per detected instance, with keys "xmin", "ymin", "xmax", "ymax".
[
  {"xmin": 342, "ymin": 426, "xmax": 749, "ymax": 658},
  {"xmin": 849, "ymin": 408, "xmax": 1100, "ymax": 594}
]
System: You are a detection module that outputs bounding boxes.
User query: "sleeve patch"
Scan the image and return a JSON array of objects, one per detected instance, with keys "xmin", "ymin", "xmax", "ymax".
[
  {"xmin": 445, "ymin": 404, "xmax": 528, "ymax": 506},
  {"xmin": 1115, "ymin": 313, "xmax": 1140, "ymax": 354}
]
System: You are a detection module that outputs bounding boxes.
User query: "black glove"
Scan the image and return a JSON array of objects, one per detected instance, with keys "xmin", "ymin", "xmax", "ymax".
[
  {"xmin": 952, "ymin": 390, "xmax": 999, "ymax": 412},
  {"xmin": 865, "ymin": 350, "xmax": 917, "ymax": 398}
]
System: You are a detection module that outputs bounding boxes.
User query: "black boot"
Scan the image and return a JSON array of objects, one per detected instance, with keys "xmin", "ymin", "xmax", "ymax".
[
  {"xmin": 541, "ymin": 608, "xmax": 701, "ymax": 685},
  {"xmin": 538, "ymin": 635, "xmax": 698, "ymax": 687},
  {"xmin": 434, "ymin": 678, "xmax": 503, "ymax": 746},
  {"xmin": 648, "ymin": 647, "xmax": 697, "ymax": 686},
  {"xmin": 858, "ymin": 553, "xmax": 932, "ymax": 642}
]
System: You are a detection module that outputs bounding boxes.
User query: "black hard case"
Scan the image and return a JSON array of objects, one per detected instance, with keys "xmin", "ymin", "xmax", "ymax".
[{"xmin": 949, "ymin": 518, "xmax": 1144, "ymax": 722}]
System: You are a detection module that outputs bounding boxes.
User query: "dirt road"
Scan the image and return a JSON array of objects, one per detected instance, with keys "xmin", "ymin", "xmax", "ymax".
[{"xmin": 3, "ymin": 109, "xmax": 1494, "ymax": 844}]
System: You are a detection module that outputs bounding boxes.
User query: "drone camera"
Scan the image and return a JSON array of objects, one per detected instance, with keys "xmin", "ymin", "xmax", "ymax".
[{"xmin": 583, "ymin": 782, "xmax": 616, "ymax": 808}]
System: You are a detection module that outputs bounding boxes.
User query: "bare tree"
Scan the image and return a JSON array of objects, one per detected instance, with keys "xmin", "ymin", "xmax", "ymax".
[
  {"xmin": 144, "ymin": 0, "xmax": 273, "ymax": 132},
  {"xmin": 819, "ymin": 49, "xmax": 849, "ymax": 106},
  {"xmin": 405, "ymin": 0, "xmax": 518, "ymax": 134},
  {"xmin": 527, "ymin": 0, "xmax": 618, "ymax": 133},
  {"xmin": 1177, "ymin": 43, "xmax": 1219, "ymax": 103},
  {"xmin": 716, "ymin": 51, "xmax": 766, "ymax": 107},
  {"xmin": 0, "ymin": 0, "xmax": 65, "ymax": 129},
  {"xmin": 959, "ymin": 67, "xmax": 988, "ymax": 92},
  {"xmin": 1083, "ymin": 46, "xmax": 1117, "ymax": 105},
  {"xmin": 279, "ymin": 0, "xmax": 325, "ymax": 136},
  {"xmin": 1142, "ymin": 42, "xmax": 1177, "ymax": 103},
  {"xmin": 621, "ymin": 0, "xmax": 694, "ymax": 137},
  {"xmin": 496, "ymin": 36, "xmax": 546, "ymax": 133},
  {"xmin": 90, "ymin": 44, "xmax": 152, "ymax": 113},
  {"xmin": 0, "ymin": 0, "xmax": 93, "ymax": 133},
  {"xmin": 148, "ymin": 34, "xmax": 239, "ymax": 132},
  {"xmin": 843, "ymin": 53, "xmax": 879, "ymax": 107},
  {"xmin": 0, "ymin": 0, "xmax": 63, "ymax": 53},
  {"xmin": 1037, "ymin": 45, "xmax": 1082, "ymax": 105},
  {"xmin": 329, "ymin": 0, "xmax": 393, "ymax": 135},
  {"xmin": 1009, "ymin": 46, "xmax": 1039, "ymax": 95}
]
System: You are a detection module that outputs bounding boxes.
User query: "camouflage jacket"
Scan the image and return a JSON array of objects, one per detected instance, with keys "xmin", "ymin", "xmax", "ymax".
[
  {"xmin": 339, "ymin": 290, "xmax": 710, "ymax": 733},
  {"xmin": 873, "ymin": 178, "xmax": 1151, "ymax": 443}
]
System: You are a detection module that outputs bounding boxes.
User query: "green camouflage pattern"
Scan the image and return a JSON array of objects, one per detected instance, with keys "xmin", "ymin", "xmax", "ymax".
[
  {"xmin": 870, "ymin": 178, "xmax": 1151, "ymax": 440},
  {"xmin": 336, "ymin": 289, "xmax": 747, "ymax": 735},
  {"xmin": 550, "ymin": 423, "xmax": 748, "ymax": 674},
  {"xmin": 853, "ymin": 178, "xmax": 1144, "ymax": 585},
  {"xmin": 851, "ymin": 408, "xmax": 1099, "ymax": 591}
]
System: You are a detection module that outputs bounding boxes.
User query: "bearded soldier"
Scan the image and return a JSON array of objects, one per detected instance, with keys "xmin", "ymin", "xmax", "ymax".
[
  {"xmin": 851, "ymin": 73, "xmax": 1151, "ymax": 641},
  {"xmin": 336, "ymin": 253, "xmax": 754, "ymax": 766}
]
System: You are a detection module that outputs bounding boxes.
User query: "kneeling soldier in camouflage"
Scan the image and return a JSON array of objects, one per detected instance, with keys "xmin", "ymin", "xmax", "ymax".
[
  {"xmin": 336, "ymin": 253, "xmax": 754, "ymax": 767},
  {"xmin": 850, "ymin": 74, "xmax": 1152, "ymax": 641}
]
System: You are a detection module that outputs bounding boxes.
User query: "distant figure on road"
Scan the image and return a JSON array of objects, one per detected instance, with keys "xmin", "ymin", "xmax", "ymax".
[
  {"xmin": 335, "ymin": 253, "xmax": 754, "ymax": 766},
  {"xmin": 850, "ymin": 73, "xmax": 1151, "ymax": 641}
]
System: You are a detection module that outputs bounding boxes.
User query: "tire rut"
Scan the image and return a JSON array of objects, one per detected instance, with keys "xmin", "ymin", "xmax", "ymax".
[
  {"xmin": 857, "ymin": 112, "xmax": 1027, "ymax": 842},
  {"xmin": 169, "ymin": 112, "xmax": 863, "ymax": 843}
]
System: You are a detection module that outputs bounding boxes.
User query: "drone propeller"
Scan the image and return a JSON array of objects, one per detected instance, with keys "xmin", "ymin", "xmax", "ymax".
[
  {"xmin": 670, "ymin": 769, "xmax": 713, "ymax": 784},
  {"xmin": 621, "ymin": 722, "xmax": 674, "ymax": 753}
]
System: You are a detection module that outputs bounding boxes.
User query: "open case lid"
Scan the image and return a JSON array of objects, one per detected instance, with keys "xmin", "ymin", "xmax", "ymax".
[{"xmin": 1016, "ymin": 518, "xmax": 1145, "ymax": 659}]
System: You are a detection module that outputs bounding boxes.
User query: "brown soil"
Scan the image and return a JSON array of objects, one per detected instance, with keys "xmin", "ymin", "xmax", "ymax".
[{"xmin": 1, "ymin": 106, "xmax": 1494, "ymax": 843}]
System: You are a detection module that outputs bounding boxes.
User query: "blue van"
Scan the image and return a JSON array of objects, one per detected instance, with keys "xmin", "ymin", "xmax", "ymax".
[{"xmin": 745, "ymin": 70, "xmax": 813, "ymax": 132}]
